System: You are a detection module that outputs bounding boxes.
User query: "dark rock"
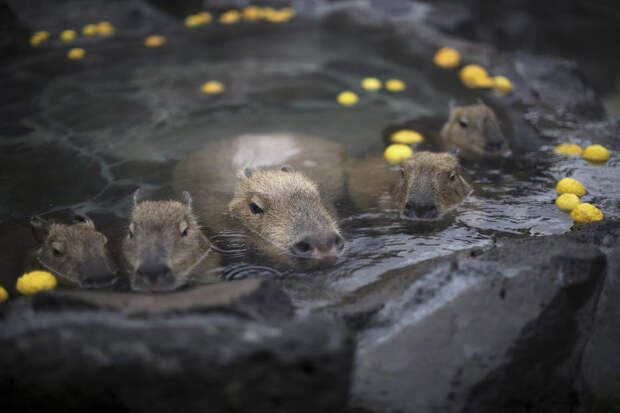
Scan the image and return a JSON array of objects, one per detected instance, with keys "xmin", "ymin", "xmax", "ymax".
[
  {"xmin": 0, "ymin": 310, "xmax": 353, "ymax": 413},
  {"xmin": 329, "ymin": 228, "xmax": 614, "ymax": 413},
  {"xmin": 32, "ymin": 279, "xmax": 295, "ymax": 323}
]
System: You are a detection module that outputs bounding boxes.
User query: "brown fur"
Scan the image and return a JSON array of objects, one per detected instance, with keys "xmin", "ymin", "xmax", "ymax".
[
  {"xmin": 346, "ymin": 152, "xmax": 471, "ymax": 219},
  {"xmin": 174, "ymin": 134, "xmax": 345, "ymax": 258},
  {"xmin": 440, "ymin": 104, "xmax": 507, "ymax": 156},
  {"xmin": 229, "ymin": 168, "xmax": 342, "ymax": 252},
  {"xmin": 122, "ymin": 194, "xmax": 212, "ymax": 292},
  {"xmin": 393, "ymin": 152, "xmax": 472, "ymax": 218},
  {"xmin": 32, "ymin": 216, "xmax": 118, "ymax": 287}
]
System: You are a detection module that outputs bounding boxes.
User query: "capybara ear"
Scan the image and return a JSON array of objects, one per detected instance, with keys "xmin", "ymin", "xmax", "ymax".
[
  {"xmin": 132, "ymin": 188, "xmax": 141, "ymax": 207},
  {"xmin": 30, "ymin": 216, "xmax": 51, "ymax": 244},
  {"xmin": 181, "ymin": 191, "xmax": 193, "ymax": 211},
  {"xmin": 241, "ymin": 166, "xmax": 255, "ymax": 179},
  {"xmin": 72, "ymin": 213, "xmax": 95, "ymax": 228},
  {"xmin": 280, "ymin": 164, "xmax": 295, "ymax": 173}
]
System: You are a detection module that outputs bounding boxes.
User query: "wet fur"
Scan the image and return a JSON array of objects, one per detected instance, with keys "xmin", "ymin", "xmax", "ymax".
[{"xmin": 440, "ymin": 104, "xmax": 507, "ymax": 156}]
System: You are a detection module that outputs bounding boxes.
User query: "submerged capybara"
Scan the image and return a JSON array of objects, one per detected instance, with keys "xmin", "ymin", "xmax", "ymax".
[
  {"xmin": 29, "ymin": 214, "xmax": 118, "ymax": 288},
  {"xmin": 174, "ymin": 133, "xmax": 346, "ymax": 259},
  {"xmin": 439, "ymin": 103, "xmax": 508, "ymax": 157},
  {"xmin": 122, "ymin": 191, "xmax": 213, "ymax": 292},
  {"xmin": 347, "ymin": 151, "xmax": 472, "ymax": 220}
]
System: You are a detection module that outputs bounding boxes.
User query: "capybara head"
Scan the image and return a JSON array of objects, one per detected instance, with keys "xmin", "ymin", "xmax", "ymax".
[
  {"xmin": 30, "ymin": 215, "xmax": 118, "ymax": 288},
  {"xmin": 122, "ymin": 191, "xmax": 210, "ymax": 292},
  {"xmin": 229, "ymin": 166, "xmax": 345, "ymax": 259},
  {"xmin": 440, "ymin": 103, "xmax": 508, "ymax": 156},
  {"xmin": 392, "ymin": 152, "xmax": 472, "ymax": 220}
]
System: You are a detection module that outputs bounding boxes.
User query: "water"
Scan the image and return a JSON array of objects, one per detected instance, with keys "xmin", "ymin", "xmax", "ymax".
[{"xmin": 2, "ymin": 18, "xmax": 619, "ymax": 309}]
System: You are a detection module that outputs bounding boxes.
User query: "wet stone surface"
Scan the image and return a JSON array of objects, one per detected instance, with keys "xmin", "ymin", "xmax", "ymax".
[{"xmin": 1, "ymin": 1, "xmax": 620, "ymax": 412}]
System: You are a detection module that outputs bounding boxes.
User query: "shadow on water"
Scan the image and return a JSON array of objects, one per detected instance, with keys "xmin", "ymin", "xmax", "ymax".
[{"xmin": 1, "ymin": 18, "xmax": 619, "ymax": 309}]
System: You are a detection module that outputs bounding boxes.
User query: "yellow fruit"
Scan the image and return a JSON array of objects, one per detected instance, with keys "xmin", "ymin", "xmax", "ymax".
[
  {"xmin": 82, "ymin": 24, "xmax": 97, "ymax": 36},
  {"xmin": 385, "ymin": 79, "xmax": 406, "ymax": 92},
  {"xmin": 384, "ymin": 144, "xmax": 413, "ymax": 164},
  {"xmin": 554, "ymin": 143, "xmax": 583, "ymax": 157},
  {"xmin": 219, "ymin": 10, "xmax": 241, "ymax": 24},
  {"xmin": 67, "ymin": 48, "xmax": 85, "ymax": 60},
  {"xmin": 144, "ymin": 35, "xmax": 166, "ymax": 47},
  {"xmin": 337, "ymin": 91, "xmax": 359, "ymax": 106},
  {"xmin": 433, "ymin": 47, "xmax": 461, "ymax": 69},
  {"xmin": 555, "ymin": 193, "xmax": 580, "ymax": 212},
  {"xmin": 201, "ymin": 81, "xmax": 225, "ymax": 94},
  {"xmin": 264, "ymin": 8, "xmax": 295, "ymax": 22},
  {"xmin": 555, "ymin": 177, "xmax": 586, "ymax": 196},
  {"xmin": 361, "ymin": 77, "xmax": 382, "ymax": 91},
  {"xmin": 391, "ymin": 130, "xmax": 424, "ymax": 144},
  {"xmin": 60, "ymin": 29, "xmax": 77, "ymax": 42},
  {"xmin": 185, "ymin": 12, "xmax": 211, "ymax": 27},
  {"xmin": 30, "ymin": 30, "xmax": 49, "ymax": 46},
  {"xmin": 96, "ymin": 21, "xmax": 114, "ymax": 36},
  {"xmin": 0, "ymin": 286, "xmax": 8, "ymax": 303},
  {"xmin": 459, "ymin": 64, "xmax": 493, "ymax": 88},
  {"xmin": 571, "ymin": 203, "xmax": 603, "ymax": 223},
  {"xmin": 16, "ymin": 271, "xmax": 57, "ymax": 296},
  {"xmin": 242, "ymin": 6, "xmax": 264, "ymax": 20},
  {"xmin": 493, "ymin": 75, "xmax": 513, "ymax": 96},
  {"xmin": 583, "ymin": 144, "xmax": 610, "ymax": 164}
]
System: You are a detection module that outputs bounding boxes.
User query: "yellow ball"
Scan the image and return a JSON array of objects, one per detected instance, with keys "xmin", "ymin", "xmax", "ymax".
[
  {"xmin": 361, "ymin": 77, "xmax": 382, "ymax": 91},
  {"xmin": 555, "ymin": 193, "xmax": 580, "ymax": 212},
  {"xmin": 385, "ymin": 79, "xmax": 406, "ymax": 92},
  {"xmin": 583, "ymin": 144, "xmax": 610, "ymax": 164},
  {"xmin": 242, "ymin": 6, "xmax": 264, "ymax": 20},
  {"xmin": 60, "ymin": 29, "xmax": 77, "ymax": 42},
  {"xmin": 384, "ymin": 144, "xmax": 413, "ymax": 164},
  {"xmin": 265, "ymin": 8, "xmax": 295, "ymax": 22},
  {"xmin": 459, "ymin": 64, "xmax": 493, "ymax": 88},
  {"xmin": 30, "ymin": 30, "xmax": 49, "ymax": 46},
  {"xmin": 554, "ymin": 143, "xmax": 583, "ymax": 157},
  {"xmin": 82, "ymin": 24, "xmax": 97, "ymax": 36},
  {"xmin": 201, "ymin": 81, "xmax": 225, "ymax": 94},
  {"xmin": 144, "ymin": 35, "xmax": 166, "ymax": 47},
  {"xmin": 96, "ymin": 21, "xmax": 114, "ymax": 36},
  {"xmin": 391, "ymin": 129, "xmax": 424, "ymax": 144},
  {"xmin": 0, "ymin": 286, "xmax": 8, "ymax": 303},
  {"xmin": 555, "ymin": 177, "xmax": 586, "ymax": 196},
  {"xmin": 16, "ymin": 271, "xmax": 57, "ymax": 296},
  {"xmin": 67, "ymin": 48, "xmax": 85, "ymax": 60},
  {"xmin": 219, "ymin": 10, "xmax": 241, "ymax": 24},
  {"xmin": 433, "ymin": 47, "xmax": 461, "ymax": 69},
  {"xmin": 337, "ymin": 91, "xmax": 359, "ymax": 106},
  {"xmin": 571, "ymin": 203, "xmax": 603, "ymax": 224},
  {"xmin": 493, "ymin": 75, "xmax": 513, "ymax": 96}
]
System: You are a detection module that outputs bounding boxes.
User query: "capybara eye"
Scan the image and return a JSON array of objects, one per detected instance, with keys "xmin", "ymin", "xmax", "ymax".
[
  {"xmin": 249, "ymin": 202, "xmax": 264, "ymax": 215},
  {"xmin": 449, "ymin": 171, "xmax": 456, "ymax": 181},
  {"xmin": 52, "ymin": 247, "xmax": 63, "ymax": 257},
  {"xmin": 179, "ymin": 220, "xmax": 189, "ymax": 237},
  {"xmin": 458, "ymin": 118, "xmax": 468, "ymax": 128}
]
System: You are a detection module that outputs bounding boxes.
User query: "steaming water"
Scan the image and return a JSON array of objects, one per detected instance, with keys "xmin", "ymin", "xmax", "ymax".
[{"xmin": 2, "ymin": 21, "xmax": 619, "ymax": 308}]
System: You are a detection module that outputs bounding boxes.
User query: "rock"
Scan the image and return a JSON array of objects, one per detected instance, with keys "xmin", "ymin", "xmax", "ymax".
[
  {"xmin": 0, "ymin": 309, "xmax": 352, "ymax": 413},
  {"xmin": 328, "ymin": 229, "xmax": 613, "ymax": 413},
  {"xmin": 32, "ymin": 279, "xmax": 295, "ymax": 323},
  {"xmin": 578, "ymin": 245, "xmax": 620, "ymax": 409}
]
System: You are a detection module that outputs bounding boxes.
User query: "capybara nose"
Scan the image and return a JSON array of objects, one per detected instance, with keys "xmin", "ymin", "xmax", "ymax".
[
  {"xmin": 136, "ymin": 263, "xmax": 173, "ymax": 286},
  {"xmin": 80, "ymin": 258, "xmax": 118, "ymax": 288},
  {"xmin": 81, "ymin": 272, "xmax": 117, "ymax": 288},
  {"xmin": 405, "ymin": 201, "xmax": 439, "ymax": 219},
  {"xmin": 484, "ymin": 139, "xmax": 505, "ymax": 153},
  {"xmin": 291, "ymin": 233, "xmax": 344, "ymax": 259}
]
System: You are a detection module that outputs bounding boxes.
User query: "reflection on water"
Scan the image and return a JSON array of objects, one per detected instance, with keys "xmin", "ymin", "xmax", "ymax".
[{"xmin": 2, "ymin": 23, "xmax": 619, "ymax": 309}]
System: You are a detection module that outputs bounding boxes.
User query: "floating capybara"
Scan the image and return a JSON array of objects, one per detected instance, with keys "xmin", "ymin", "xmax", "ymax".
[
  {"xmin": 347, "ymin": 151, "xmax": 472, "ymax": 220},
  {"xmin": 122, "ymin": 191, "xmax": 213, "ymax": 292},
  {"xmin": 439, "ymin": 103, "xmax": 508, "ymax": 157},
  {"xmin": 29, "ymin": 214, "xmax": 118, "ymax": 288},
  {"xmin": 174, "ymin": 133, "xmax": 346, "ymax": 259}
]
